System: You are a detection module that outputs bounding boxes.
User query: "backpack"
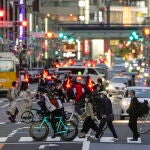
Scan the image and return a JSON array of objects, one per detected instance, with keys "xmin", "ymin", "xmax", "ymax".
[
  {"xmin": 137, "ymin": 100, "xmax": 149, "ymax": 117},
  {"xmin": 91, "ymin": 92, "xmax": 103, "ymax": 116}
]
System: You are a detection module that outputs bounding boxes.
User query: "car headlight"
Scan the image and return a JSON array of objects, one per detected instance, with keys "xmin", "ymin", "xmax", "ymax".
[
  {"xmin": 107, "ymin": 84, "xmax": 115, "ymax": 90},
  {"xmin": 144, "ymin": 73, "xmax": 149, "ymax": 77}
]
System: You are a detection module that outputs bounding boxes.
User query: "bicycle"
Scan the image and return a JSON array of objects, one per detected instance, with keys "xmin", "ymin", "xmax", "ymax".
[
  {"xmin": 29, "ymin": 116, "xmax": 78, "ymax": 141},
  {"xmin": 138, "ymin": 110, "xmax": 150, "ymax": 134},
  {"xmin": 65, "ymin": 102, "xmax": 81, "ymax": 126},
  {"xmin": 21, "ymin": 108, "xmax": 46, "ymax": 123}
]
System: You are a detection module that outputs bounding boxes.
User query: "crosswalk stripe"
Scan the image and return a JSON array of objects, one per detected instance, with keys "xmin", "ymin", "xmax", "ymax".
[
  {"xmin": 18, "ymin": 136, "xmax": 87, "ymax": 142},
  {"xmin": 100, "ymin": 137, "xmax": 115, "ymax": 142},
  {"xmin": 127, "ymin": 137, "xmax": 141, "ymax": 143},
  {"xmin": 19, "ymin": 137, "xmax": 33, "ymax": 142},
  {"xmin": 0, "ymin": 137, "xmax": 8, "ymax": 142},
  {"xmin": 1, "ymin": 104, "xmax": 9, "ymax": 108},
  {"xmin": 46, "ymin": 137, "xmax": 61, "ymax": 141}
]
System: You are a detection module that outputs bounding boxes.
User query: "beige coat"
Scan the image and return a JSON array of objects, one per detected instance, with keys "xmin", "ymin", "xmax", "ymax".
[
  {"xmin": 7, "ymin": 88, "xmax": 18, "ymax": 115},
  {"xmin": 17, "ymin": 91, "xmax": 32, "ymax": 119},
  {"xmin": 80, "ymin": 102, "xmax": 95, "ymax": 120}
]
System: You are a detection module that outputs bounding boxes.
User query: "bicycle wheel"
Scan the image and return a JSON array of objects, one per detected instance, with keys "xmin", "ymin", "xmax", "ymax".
[
  {"xmin": 138, "ymin": 114, "xmax": 150, "ymax": 134},
  {"xmin": 21, "ymin": 110, "xmax": 34, "ymax": 123},
  {"xmin": 65, "ymin": 111, "xmax": 79, "ymax": 126},
  {"xmin": 61, "ymin": 121, "xmax": 78, "ymax": 141},
  {"xmin": 29, "ymin": 121, "xmax": 49, "ymax": 141}
]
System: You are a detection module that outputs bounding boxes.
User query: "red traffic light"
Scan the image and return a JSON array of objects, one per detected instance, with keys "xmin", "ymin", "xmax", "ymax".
[
  {"xmin": 0, "ymin": 10, "xmax": 4, "ymax": 17},
  {"xmin": 18, "ymin": 20, "xmax": 28, "ymax": 27}
]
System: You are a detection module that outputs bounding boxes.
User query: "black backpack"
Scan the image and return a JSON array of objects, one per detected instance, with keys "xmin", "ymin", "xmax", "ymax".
[
  {"xmin": 90, "ymin": 92, "xmax": 103, "ymax": 116},
  {"xmin": 137, "ymin": 100, "xmax": 149, "ymax": 117}
]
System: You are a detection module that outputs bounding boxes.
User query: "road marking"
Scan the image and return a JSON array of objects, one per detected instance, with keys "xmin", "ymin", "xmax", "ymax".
[
  {"xmin": 18, "ymin": 136, "xmax": 89, "ymax": 142},
  {"xmin": 0, "ymin": 137, "xmax": 8, "ymax": 142},
  {"xmin": 74, "ymin": 137, "xmax": 87, "ymax": 142},
  {"xmin": 0, "ymin": 122, "xmax": 5, "ymax": 125},
  {"xmin": 19, "ymin": 137, "xmax": 33, "ymax": 142},
  {"xmin": 82, "ymin": 140, "xmax": 90, "ymax": 150},
  {"xmin": 100, "ymin": 137, "xmax": 115, "ymax": 142},
  {"xmin": 39, "ymin": 144, "xmax": 59, "ymax": 149},
  {"xmin": 127, "ymin": 137, "xmax": 141, "ymax": 143},
  {"xmin": 1, "ymin": 104, "xmax": 9, "ymax": 108},
  {"xmin": 46, "ymin": 137, "xmax": 61, "ymax": 141}
]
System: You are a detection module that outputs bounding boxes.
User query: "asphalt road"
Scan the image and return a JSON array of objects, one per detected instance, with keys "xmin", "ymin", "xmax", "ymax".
[{"xmin": 0, "ymin": 83, "xmax": 150, "ymax": 150}]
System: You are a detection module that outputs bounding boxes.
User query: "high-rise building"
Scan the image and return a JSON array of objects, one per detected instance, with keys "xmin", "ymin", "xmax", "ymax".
[{"xmin": 39, "ymin": 0, "xmax": 148, "ymax": 25}]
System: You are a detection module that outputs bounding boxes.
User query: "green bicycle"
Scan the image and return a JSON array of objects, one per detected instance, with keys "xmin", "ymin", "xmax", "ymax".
[{"xmin": 29, "ymin": 116, "xmax": 78, "ymax": 141}]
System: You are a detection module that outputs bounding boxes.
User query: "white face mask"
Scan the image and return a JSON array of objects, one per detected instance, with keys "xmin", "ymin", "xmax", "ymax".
[{"xmin": 85, "ymin": 98, "xmax": 89, "ymax": 102}]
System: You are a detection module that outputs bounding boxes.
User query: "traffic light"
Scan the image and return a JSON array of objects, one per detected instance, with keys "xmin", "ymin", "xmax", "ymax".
[
  {"xmin": 53, "ymin": 50, "xmax": 61, "ymax": 57},
  {"xmin": 45, "ymin": 32, "xmax": 58, "ymax": 39},
  {"xmin": 18, "ymin": 20, "xmax": 28, "ymax": 27},
  {"xmin": 143, "ymin": 28, "xmax": 150, "ymax": 37},
  {"xmin": 129, "ymin": 31, "xmax": 139, "ymax": 41},
  {"xmin": 0, "ymin": 10, "xmax": 4, "ymax": 17},
  {"xmin": 59, "ymin": 33, "xmax": 75, "ymax": 42},
  {"xmin": 45, "ymin": 32, "xmax": 53, "ymax": 38}
]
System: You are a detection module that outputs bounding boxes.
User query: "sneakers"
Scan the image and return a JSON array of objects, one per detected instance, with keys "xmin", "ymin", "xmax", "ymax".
[
  {"xmin": 89, "ymin": 135, "xmax": 99, "ymax": 140},
  {"xmin": 129, "ymin": 138, "xmax": 138, "ymax": 141},
  {"xmin": 79, "ymin": 132, "xmax": 86, "ymax": 138},
  {"xmin": 112, "ymin": 137, "xmax": 118, "ymax": 141},
  {"xmin": 8, "ymin": 116, "xmax": 16, "ymax": 123}
]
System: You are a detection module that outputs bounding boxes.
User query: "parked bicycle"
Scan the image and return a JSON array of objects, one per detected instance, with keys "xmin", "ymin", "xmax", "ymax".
[
  {"xmin": 138, "ymin": 110, "xmax": 150, "ymax": 134},
  {"xmin": 29, "ymin": 116, "xmax": 78, "ymax": 141}
]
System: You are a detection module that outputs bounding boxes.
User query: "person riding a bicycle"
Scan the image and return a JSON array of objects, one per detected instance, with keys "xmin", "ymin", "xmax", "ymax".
[{"xmin": 38, "ymin": 88, "xmax": 65, "ymax": 138}]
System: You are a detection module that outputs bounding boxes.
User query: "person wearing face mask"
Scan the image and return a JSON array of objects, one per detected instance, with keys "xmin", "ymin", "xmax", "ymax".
[
  {"xmin": 95, "ymin": 91, "xmax": 118, "ymax": 141},
  {"xmin": 55, "ymin": 79, "xmax": 66, "ymax": 103},
  {"xmin": 96, "ymin": 78, "xmax": 105, "ymax": 92},
  {"xmin": 79, "ymin": 94, "xmax": 99, "ymax": 138},
  {"xmin": 126, "ymin": 90, "xmax": 140, "ymax": 141}
]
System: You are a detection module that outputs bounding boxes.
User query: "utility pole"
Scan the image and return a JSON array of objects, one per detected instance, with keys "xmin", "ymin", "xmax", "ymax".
[{"xmin": 106, "ymin": 0, "xmax": 111, "ymax": 26}]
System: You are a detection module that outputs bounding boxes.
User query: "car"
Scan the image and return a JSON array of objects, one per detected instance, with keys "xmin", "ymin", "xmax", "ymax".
[
  {"xmin": 27, "ymin": 70, "xmax": 41, "ymax": 83},
  {"xmin": 54, "ymin": 70, "xmax": 71, "ymax": 81},
  {"xmin": 106, "ymin": 75, "xmax": 130, "ymax": 96},
  {"xmin": 57, "ymin": 66, "xmax": 108, "ymax": 84},
  {"xmin": 107, "ymin": 69, "xmax": 123, "ymax": 81},
  {"xmin": 120, "ymin": 87, "xmax": 150, "ymax": 120},
  {"xmin": 111, "ymin": 64, "xmax": 127, "ymax": 72}
]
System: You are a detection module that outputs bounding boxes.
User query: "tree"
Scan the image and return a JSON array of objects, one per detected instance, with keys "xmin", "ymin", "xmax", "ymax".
[{"xmin": 117, "ymin": 40, "xmax": 141, "ymax": 59}]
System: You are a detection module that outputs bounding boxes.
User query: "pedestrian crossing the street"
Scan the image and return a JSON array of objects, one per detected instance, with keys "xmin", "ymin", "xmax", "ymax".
[{"xmin": 0, "ymin": 135, "xmax": 142, "ymax": 144}]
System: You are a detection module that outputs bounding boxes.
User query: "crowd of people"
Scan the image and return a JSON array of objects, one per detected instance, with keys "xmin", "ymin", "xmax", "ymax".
[{"xmin": 6, "ymin": 68, "xmax": 141, "ymax": 141}]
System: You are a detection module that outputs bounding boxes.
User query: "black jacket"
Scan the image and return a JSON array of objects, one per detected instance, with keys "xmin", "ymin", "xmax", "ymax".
[
  {"xmin": 126, "ymin": 96, "xmax": 139, "ymax": 116},
  {"xmin": 101, "ymin": 96, "xmax": 113, "ymax": 115}
]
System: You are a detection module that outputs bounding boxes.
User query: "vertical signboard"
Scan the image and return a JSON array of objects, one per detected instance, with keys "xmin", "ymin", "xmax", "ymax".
[{"xmin": 83, "ymin": 39, "xmax": 90, "ymax": 55}]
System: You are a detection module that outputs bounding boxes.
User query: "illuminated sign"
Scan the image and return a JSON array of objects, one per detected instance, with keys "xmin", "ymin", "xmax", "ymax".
[{"xmin": 83, "ymin": 39, "xmax": 90, "ymax": 55}]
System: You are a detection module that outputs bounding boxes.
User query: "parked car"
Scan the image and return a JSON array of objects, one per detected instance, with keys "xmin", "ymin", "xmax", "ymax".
[{"xmin": 120, "ymin": 86, "xmax": 150, "ymax": 120}]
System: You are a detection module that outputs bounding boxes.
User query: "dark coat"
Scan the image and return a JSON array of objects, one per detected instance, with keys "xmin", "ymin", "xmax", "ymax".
[{"xmin": 126, "ymin": 96, "xmax": 139, "ymax": 116}]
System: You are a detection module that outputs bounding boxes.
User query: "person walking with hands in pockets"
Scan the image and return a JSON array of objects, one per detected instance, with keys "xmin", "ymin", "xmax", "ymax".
[
  {"xmin": 95, "ymin": 91, "xmax": 118, "ymax": 141},
  {"xmin": 126, "ymin": 90, "xmax": 140, "ymax": 141}
]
